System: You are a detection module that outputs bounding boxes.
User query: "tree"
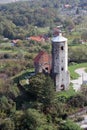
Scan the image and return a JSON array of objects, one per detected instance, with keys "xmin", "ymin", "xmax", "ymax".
[
  {"xmin": 63, "ymin": 19, "xmax": 75, "ymax": 31},
  {"xmin": 76, "ymin": 8, "xmax": 79, "ymax": 14},
  {"xmin": 42, "ymin": 76, "xmax": 55, "ymax": 107},
  {"xmin": 81, "ymin": 84, "xmax": 87, "ymax": 96},
  {"xmin": 3, "ymin": 27, "xmax": 14, "ymax": 39},
  {"xmin": 1, "ymin": 118, "xmax": 15, "ymax": 130},
  {"xmin": 14, "ymin": 109, "xmax": 56, "ymax": 130},
  {"xmin": 28, "ymin": 74, "xmax": 55, "ymax": 107},
  {"xmin": 80, "ymin": 85, "xmax": 87, "ymax": 106},
  {"xmin": 81, "ymin": 31, "xmax": 87, "ymax": 41},
  {"xmin": 59, "ymin": 120, "xmax": 82, "ymax": 130},
  {"xmin": 67, "ymin": 94, "xmax": 86, "ymax": 108},
  {"xmin": 0, "ymin": 96, "xmax": 16, "ymax": 114},
  {"xmin": 23, "ymin": 109, "xmax": 47, "ymax": 130},
  {"xmin": 29, "ymin": 73, "xmax": 46, "ymax": 101}
]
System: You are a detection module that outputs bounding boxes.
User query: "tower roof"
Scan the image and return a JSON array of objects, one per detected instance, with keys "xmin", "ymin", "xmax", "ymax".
[{"xmin": 52, "ymin": 33, "xmax": 67, "ymax": 43}]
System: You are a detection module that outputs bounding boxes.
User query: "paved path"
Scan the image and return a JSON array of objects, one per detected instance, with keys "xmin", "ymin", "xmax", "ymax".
[
  {"xmin": 70, "ymin": 68, "xmax": 87, "ymax": 129},
  {"xmin": 78, "ymin": 115, "xmax": 87, "ymax": 129},
  {"xmin": 71, "ymin": 68, "xmax": 87, "ymax": 91}
]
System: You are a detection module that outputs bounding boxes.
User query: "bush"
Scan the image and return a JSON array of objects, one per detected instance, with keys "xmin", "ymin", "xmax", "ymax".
[
  {"xmin": 59, "ymin": 120, "xmax": 82, "ymax": 130},
  {"xmin": 67, "ymin": 94, "xmax": 87, "ymax": 108}
]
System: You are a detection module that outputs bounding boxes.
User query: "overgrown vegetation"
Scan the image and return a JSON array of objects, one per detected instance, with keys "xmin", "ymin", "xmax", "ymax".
[
  {"xmin": 0, "ymin": 0, "xmax": 87, "ymax": 129},
  {"xmin": 0, "ymin": 73, "xmax": 84, "ymax": 130}
]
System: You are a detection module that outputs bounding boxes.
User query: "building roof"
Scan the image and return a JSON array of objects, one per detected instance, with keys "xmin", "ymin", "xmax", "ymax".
[
  {"xmin": 64, "ymin": 4, "xmax": 71, "ymax": 8},
  {"xmin": 30, "ymin": 36, "xmax": 44, "ymax": 42},
  {"xmin": 11, "ymin": 39, "xmax": 19, "ymax": 44},
  {"xmin": 52, "ymin": 33, "xmax": 67, "ymax": 43},
  {"xmin": 34, "ymin": 51, "xmax": 48, "ymax": 63}
]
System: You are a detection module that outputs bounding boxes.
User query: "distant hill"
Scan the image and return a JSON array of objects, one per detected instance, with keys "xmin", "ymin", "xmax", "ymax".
[
  {"xmin": 0, "ymin": 0, "xmax": 25, "ymax": 4},
  {"xmin": 0, "ymin": 0, "xmax": 87, "ymax": 40},
  {"xmin": 0, "ymin": 0, "xmax": 15, "ymax": 4},
  {"xmin": 0, "ymin": 0, "xmax": 86, "ymax": 6}
]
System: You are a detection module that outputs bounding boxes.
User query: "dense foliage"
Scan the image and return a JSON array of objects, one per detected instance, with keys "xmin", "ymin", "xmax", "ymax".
[
  {"xmin": 0, "ymin": 73, "xmax": 84, "ymax": 130},
  {"xmin": 0, "ymin": 0, "xmax": 87, "ymax": 130},
  {"xmin": 0, "ymin": 0, "xmax": 86, "ymax": 39}
]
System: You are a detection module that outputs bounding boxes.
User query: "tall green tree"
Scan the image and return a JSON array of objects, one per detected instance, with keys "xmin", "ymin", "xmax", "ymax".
[
  {"xmin": 28, "ymin": 74, "xmax": 55, "ymax": 106},
  {"xmin": 14, "ymin": 109, "xmax": 56, "ymax": 130},
  {"xmin": 42, "ymin": 76, "xmax": 55, "ymax": 107},
  {"xmin": 29, "ymin": 73, "xmax": 46, "ymax": 101},
  {"xmin": 3, "ymin": 27, "xmax": 15, "ymax": 39}
]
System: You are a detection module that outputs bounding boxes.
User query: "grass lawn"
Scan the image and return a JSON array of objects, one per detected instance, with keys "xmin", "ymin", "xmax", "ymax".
[
  {"xmin": 56, "ymin": 85, "xmax": 77, "ymax": 102},
  {"xmin": 69, "ymin": 62, "xmax": 87, "ymax": 79},
  {"xmin": 67, "ymin": 31, "xmax": 81, "ymax": 42},
  {"xmin": 85, "ymin": 68, "xmax": 87, "ymax": 73},
  {"xmin": 0, "ymin": 46, "xmax": 29, "ymax": 56},
  {"xmin": 37, "ymin": 27, "xmax": 50, "ymax": 34},
  {"xmin": 0, "ymin": 42, "xmax": 12, "ymax": 47},
  {"xmin": 13, "ymin": 68, "xmax": 35, "ymax": 83}
]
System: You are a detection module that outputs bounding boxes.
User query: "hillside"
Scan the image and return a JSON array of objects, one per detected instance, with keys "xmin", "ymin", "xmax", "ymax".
[
  {"xmin": 0, "ymin": 0, "xmax": 87, "ymax": 130},
  {"xmin": 0, "ymin": 0, "xmax": 87, "ymax": 40},
  {"xmin": 0, "ymin": 0, "xmax": 14, "ymax": 4},
  {"xmin": 0, "ymin": 0, "xmax": 29, "ymax": 4},
  {"xmin": 0, "ymin": 0, "xmax": 87, "ymax": 5}
]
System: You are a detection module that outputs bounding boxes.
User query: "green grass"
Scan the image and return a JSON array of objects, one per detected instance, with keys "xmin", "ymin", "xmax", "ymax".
[
  {"xmin": 56, "ymin": 85, "xmax": 77, "ymax": 102},
  {"xmin": 13, "ymin": 68, "xmax": 35, "ymax": 83},
  {"xmin": 0, "ymin": 64, "xmax": 7, "ymax": 71},
  {"xmin": 69, "ymin": 44, "xmax": 87, "ymax": 48},
  {"xmin": 0, "ymin": 46, "xmax": 29, "ymax": 56},
  {"xmin": 37, "ymin": 27, "xmax": 50, "ymax": 34},
  {"xmin": 85, "ymin": 68, "xmax": 87, "ymax": 72},
  {"xmin": 69, "ymin": 62, "xmax": 87, "ymax": 79},
  {"xmin": 0, "ymin": 42, "xmax": 12, "ymax": 47},
  {"xmin": 67, "ymin": 31, "xmax": 81, "ymax": 42}
]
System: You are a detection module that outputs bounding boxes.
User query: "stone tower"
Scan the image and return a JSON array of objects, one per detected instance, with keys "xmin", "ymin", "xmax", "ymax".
[{"xmin": 52, "ymin": 32, "xmax": 70, "ymax": 91}]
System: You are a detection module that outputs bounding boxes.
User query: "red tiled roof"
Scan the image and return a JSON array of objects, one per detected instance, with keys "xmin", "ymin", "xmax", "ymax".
[
  {"xmin": 34, "ymin": 51, "xmax": 47, "ymax": 63},
  {"xmin": 34, "ymin": 51, "xmax": 52, "ymax": 73},
  {"xmin": 30, "ymin": 36, "xmax": 44, "ymax": 42},
  {"xmin": 12, "ymin": 39, "xmax": 19, "ymax": 44}
]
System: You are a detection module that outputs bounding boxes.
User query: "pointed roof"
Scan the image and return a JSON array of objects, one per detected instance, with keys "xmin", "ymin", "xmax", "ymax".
[
  {"xmin": 52, "ymin": 33, "xmax": 67, "ymax": 43},
  {"xmin": 34, "ymin": 51, "xmax": 48, "ymax": 63}
]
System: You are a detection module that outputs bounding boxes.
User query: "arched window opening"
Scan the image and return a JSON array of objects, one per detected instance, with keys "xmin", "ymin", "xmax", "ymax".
[
  {"xmin": 45, "ymin": 67, "xmax": 48, "ymax": 70},
  {"xmin": 61, "ymin": 84, "xmax": 65, "ymax": 90},
  {"xmin": 61, "ymin": 46, "xmax": 64, "ymax": 50},
  {"xmin": 61, "ymin": 67, "xmax": 64, "ymax": 71}
]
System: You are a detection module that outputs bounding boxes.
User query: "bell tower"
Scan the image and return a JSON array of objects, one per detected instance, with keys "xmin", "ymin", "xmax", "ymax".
[{"xmin": 52, "ymin": 32, "xmax": 70, "ymax": 91}]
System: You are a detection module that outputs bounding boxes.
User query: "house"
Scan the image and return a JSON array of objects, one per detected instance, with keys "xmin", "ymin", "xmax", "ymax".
[
  {"xmin": 64, "ymin": 4, "xmax": 71, "ymax": 8},
  {"xmin": 11, "ymin": 39, "xmax": 19, "ymax": 46},
  {"xmin": 29, "ymin": 36, "xmax": 45, "ymax": 42},
  {"xmin": 34, "ymin": 51, "xmax": 51, "ymax": 74}
]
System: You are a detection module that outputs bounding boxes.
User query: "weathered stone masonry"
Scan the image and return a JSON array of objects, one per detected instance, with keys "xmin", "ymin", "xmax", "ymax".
[{"xmin": 51, "ymin": 33, "xmax": 70, "ymax": 91}]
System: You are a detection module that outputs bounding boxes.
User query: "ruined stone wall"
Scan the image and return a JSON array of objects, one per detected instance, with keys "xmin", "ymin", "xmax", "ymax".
[{"xmin": 34, "ymin": 52, "xmax": 51, "ymax": 74}]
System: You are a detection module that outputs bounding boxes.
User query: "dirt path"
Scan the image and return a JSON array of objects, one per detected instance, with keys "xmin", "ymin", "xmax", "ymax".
[{"xmin": 71, "ymin": 68, "xmax": 87, "ymax": 91}]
